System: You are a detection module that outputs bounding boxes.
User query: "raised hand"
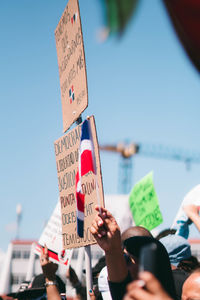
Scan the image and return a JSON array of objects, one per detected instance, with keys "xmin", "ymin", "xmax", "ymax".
[
  {"xmin": 40, "ymin": 244, "xmax": 58, "ymax": 281},
  {"xmin": 124, "ymin": 272, "xmax": 173, "ymax": 300},
  {"xmin": 90, "ymin": 205, "xmax": 121, "ymax": 254}
]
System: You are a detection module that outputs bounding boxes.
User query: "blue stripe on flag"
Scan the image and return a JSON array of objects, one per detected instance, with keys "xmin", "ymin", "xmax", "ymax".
[
  {"xmin": 81, "ymin": 120, "xmax": 90, "ymax": 141},
  {"xmin": 77, "ymin": 219, "xmax": 84, "ymax": 237}
]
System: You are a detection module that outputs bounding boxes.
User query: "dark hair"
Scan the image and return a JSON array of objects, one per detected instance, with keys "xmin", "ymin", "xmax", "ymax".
[
  {"xmin": 93, "ymin": 285, "xmax": 103, "ymax": 300},
  {"xmin": 92, "ymin": 256, "xmax": 106, "ymax": 278},
  {"xmin": 155, "ymin": 228, "xmax": 176, "ymax": 240},
  {"xmin": 124, "ymin": 236, "xmax": 177, "ymax": 299},
  {"xmin": 178, "ymin": 255, "xmax": 200, "ymax": 273}
]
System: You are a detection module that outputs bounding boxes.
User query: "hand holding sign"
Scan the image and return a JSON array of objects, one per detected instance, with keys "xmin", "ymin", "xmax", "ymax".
[
  {"xmin": 90, "ymin": 205, "xmax": 121, "ymax": 254},
  {"xmin": 90, "ymin": 205, "xmax": 128, "ymax": 283},
  {"xmin": 40, "ymin": 245, "xmax": 58, "ymax": 281}
]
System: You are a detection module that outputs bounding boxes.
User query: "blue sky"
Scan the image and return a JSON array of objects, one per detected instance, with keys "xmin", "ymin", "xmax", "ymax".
[{"xmin": 0, "ymin": 0, "xmax": 200, "ymax": 251}]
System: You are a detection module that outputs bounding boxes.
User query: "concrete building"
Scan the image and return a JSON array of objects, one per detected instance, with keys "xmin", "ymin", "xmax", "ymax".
[
  {"xmin": 0, "ymin": 239, "xmax": 103, "ymax": 297},
  {"xmin": 0, "ymin": 194, "xmax": 134, "ymax": 296},
  {"xmin": 0, "ymin": 240, "xmax": 40, "ymax": 294}
]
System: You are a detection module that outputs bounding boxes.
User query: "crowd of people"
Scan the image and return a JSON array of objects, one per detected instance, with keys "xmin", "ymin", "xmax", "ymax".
[{"xmin": 1, "ymin": 203, "xmax": 200, "ymax": 300}]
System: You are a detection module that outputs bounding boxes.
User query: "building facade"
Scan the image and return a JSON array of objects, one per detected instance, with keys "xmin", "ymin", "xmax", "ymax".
[{"xmin": 0, "ymin": 239, "xmax": 103, "ymax": 297}]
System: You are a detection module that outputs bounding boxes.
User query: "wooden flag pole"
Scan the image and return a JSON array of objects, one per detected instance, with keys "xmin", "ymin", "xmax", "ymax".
[{"xmin": 85, "ymin": 245, "xmax": 93, "ymax": 300}]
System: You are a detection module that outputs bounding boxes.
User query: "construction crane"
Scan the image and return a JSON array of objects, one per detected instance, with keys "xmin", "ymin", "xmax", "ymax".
[{"xmin": 99, "ymin": 142, "xmax": 200, "ymax": 194}]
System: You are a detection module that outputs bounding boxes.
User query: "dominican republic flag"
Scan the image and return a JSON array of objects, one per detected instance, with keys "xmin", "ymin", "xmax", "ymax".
[
  {"xmin": 71, "ymin": 13, "xmax": 78, "ymax": 25},
  {"xmin": 76, "ymin": 119, "xmax": 95, "ymax": 237},
  {"xmin": 69, "ymin": 85, "xmax": 75, "ymax": 104}
]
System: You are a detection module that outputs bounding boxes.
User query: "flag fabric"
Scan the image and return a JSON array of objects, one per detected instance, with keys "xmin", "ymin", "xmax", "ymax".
[
  {"xmin": 35, "ymin": 244, "xmax": 70, "ymax": 265},
  {"xmin": 76, "ymin": 119, "xmax": 95, "ymax": 237},
  {"xmin": 71, "ymin": 13, "xmax": 78, "ymax": 25},
  {"xmin": 69, "ymin": 85, "xmax": 75, "ymax": 104}
]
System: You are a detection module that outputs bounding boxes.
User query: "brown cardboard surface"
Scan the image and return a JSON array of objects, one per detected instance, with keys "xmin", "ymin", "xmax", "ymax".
[
  {"xmin": 55, "ymin": 0, "xmax": 88, "ymax": 132},
  {"xmin": 54, "ymin": 116, "xmax": 104, "ymax": 249}
]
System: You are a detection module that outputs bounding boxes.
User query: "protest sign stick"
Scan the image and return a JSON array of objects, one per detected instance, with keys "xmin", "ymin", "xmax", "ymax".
[
  {"xmin": 85, "ymin": 245, "xmax": 93, "ymax": 300},
  {"xmin": 77, "ymin": 115, "xmax": 93, "ymax": 298},
  {"xmin": 75, "ymin": 247, "xmax": 85, "ymax": 281}
]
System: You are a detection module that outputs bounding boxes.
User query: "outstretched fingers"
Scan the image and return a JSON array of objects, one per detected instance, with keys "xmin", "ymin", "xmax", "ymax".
[
  {"xmin": 90, "ymin": 211, "xmax": 106, "ymax": 239},
  {"xmin": 94, "ymin": 205, "xmax": 120, "ymax": 232},
  {"xmin": 40, "ymin": 244, "xmax": 49, "ymax": 266},
  {"xmin": 125, "ymin": 272, "xmax": 172, "ymax": 300}
]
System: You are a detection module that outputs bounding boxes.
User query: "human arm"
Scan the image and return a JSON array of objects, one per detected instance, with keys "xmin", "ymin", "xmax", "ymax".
[
  {"xmin": 90, "ymin": 205, "xmax": 128, "ymax": 283},
  {"xmin": 123, "ymin": 271, "xmax": 173, "ymax": 300},
  {"xmin": 40, "ymin": 245, "xmax": 62, "ymax": 300},
  {"xmin": 66, "ymin": 265, "xmax": 86, "ymax": 299},
  {"xmin": 183, "ymin": 204, "xmax": 200, "ymax": 232}
]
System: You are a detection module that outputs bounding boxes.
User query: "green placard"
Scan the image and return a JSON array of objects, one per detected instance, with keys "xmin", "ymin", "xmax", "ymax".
[{"xmin": 129, "ymin": 172, "xmax": 163, "ymax": 231}]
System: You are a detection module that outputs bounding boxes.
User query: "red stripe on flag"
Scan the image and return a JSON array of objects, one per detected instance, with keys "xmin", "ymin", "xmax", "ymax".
[
  {"xmin": 81, "ymin": 150, "xmax": 94, "ymax": 175},
  {"xmin": 48, "ymin": 250, "xmax": 59, "ymax": 262},
  {"xmin": 76, "ymin": 119, "xmax": 95, "ymax": 237},
  {"xmin": 76, "ymin": 192, "xmax": 84, "ymax": 211}
]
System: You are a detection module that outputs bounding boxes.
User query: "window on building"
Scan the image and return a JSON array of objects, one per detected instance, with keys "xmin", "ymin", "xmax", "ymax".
[
  {"xmin": 12, "ymin": 251, "xmax": 21, "ymax": 259},
  {"xmin": 11, "ymin": 274, "xmax": 19, "ymax": 285},
  {"xmin": 11, "ymin": 274, "xmax": 26, "ymax": 285},
  {"xmin": 20, "ymin": 275, "xmax": 26, "ymax": 283},
  {"xmin": 23, "ymin": 251, "xmax": 30, "ymax": 259}
]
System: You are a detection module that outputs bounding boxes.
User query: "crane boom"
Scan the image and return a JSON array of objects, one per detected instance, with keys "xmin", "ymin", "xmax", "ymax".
[
  {"xmin": 100, "ymin": 142, "xmax": 200, "ymax": 194},
  {"xmin": 138, "ymin": 143, "xmax": 200, "ymax": 164}
]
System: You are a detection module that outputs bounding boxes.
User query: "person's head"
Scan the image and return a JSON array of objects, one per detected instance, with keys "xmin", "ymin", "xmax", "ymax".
[
  {"xmin": 125, "ymin": 271, "xmax": 173, "ymax": 300},
  {"xmin": 121, "ymin": 226, "xmax": 153, "ymax": 244},
  {"xmin": 182, "ymin": 268, "xmax": 200, "ymax": 300},
  {"xmin": 123, "ymin": 236, "xmax": 176, "ymax": 300},
  {"xmin": 159, "ymin": 234, "xmax": 192, "ymax": 269},
  {"xmin": 92, "ymin": 256, "xmax": 106, "ymax": 285},
  {"xmin": 178, "ymin": 255, "xmax": 200, "ymax": 273},
  {"xmin": 83, "ymin": 256, "xmax": 106, "ymax": 285},
  {"xmin": 121, "ymin": 226, "xmax": 153, "ymax": 277}
]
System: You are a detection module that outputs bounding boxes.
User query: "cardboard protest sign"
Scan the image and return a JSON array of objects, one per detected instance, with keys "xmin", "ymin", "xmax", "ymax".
[
  {"xmin": 54, "ymin": 116, "xmax": 104, "ymax": 249},
  {"xmin": 35, "ymin": 201, "xmax": 72, "ymax": 265},
  {"xmin": 55, "ymin": 0, "xmax": 88, "ymax": 132},
  {"xmin": 129, "ymin": 172, "xmax": 163, "ymax": 231},
  {"xmin": 172, "ymin": 184, "xmax": 200, "ymax": 237}
]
